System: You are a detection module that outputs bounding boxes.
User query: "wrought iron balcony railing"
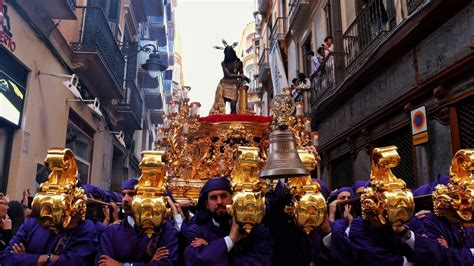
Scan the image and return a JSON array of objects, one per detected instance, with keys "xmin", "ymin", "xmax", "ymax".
[
  {"xmin": 71, "ymin": 6, "xmax": 125, "ymax": 88},
  {"xmin": 407, "ymin": 0, "xmax": 425, "ymax": 15},
  {"xmin": 258, "ymin": 47, "xmax": 270, "ymax": 82},
  {"xmin": 125, "ymin": 42, "xmax": 138, "ymax": 81},
  {"xmin": 270, "ymin": 17, "xmax": 288, "ymax": 46},
  {"xmin": 342, "ymin": 0, "xmax": 396, "ymax": 68},
  {"xmin": 115, "ymin": 79, "xmax": 143, "ymax": 125},
  {"xmin": 310, "ymin": 52, "xmax": 345, "ymax": 107},
  {"xmin": 288, "ymin": 0, "xmax": 309, "ymax": 27},
  {"xmin": 258, "ymin": 48, "xmax": 269, "ymax": 68}
]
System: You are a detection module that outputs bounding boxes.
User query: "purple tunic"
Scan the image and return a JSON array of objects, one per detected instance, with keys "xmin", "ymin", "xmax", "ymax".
[
  {"xmin": 184, "ymin": 220, "xmax": 272, "ymax": 266},
  {"xmin": 93, "ymin": 220, "xmax": 107, "ymax": 237},
  {"xmin": 313, "ymin": 219, "xmax": 355, "ymax": 266},
  {"xmin": 0, "ymin": 218, "xmax": 98, "ymax": 266},
  {"xmin": 349, "ymin": 216, "xmax": 442, "ymax": 266},
  {"xmin": 421, "ymin": 213, "xmax": 474, "ymax": 266},
  {"xmin": 99, "ymin": 218, "xmax": 178, "ymax": 265}
]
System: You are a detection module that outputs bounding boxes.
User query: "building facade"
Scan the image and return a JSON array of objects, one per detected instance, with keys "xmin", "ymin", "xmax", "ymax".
[
  {"xmin": 237, "ymin": 21, "xmax": 267, "ymax": 115},
  {"xmin": 255, "ymin": 0, "xmax": 473, "ymax": 189},
  {"xmin": 0, "ymin": 0, "xmax": 174, "ymax": 197}
]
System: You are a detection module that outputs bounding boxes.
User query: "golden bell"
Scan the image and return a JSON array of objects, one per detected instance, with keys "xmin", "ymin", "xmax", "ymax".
[{"xmin": 259, "ymin": 128, "xmax": 309, "ymax": 179}]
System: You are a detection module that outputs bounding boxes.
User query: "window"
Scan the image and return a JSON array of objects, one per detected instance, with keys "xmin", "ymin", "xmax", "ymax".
[
  {"xmin": 324, "ymin": 1, "xmax": 332, "ymax": 37},
  {"xmin": 457, "ymin": 97, "xmax": 474, "ymax": 149},
  {"xmin": 246, "ymin": 35, "xmax": 253, "ymax": 51},
  {"xmin": 330, "ymin": 154, "xmax": 353, "ymax": 189},
  {"xmin": 301, "ymin": 36, "xmax": 312, "ymax": 76},
  {"xmin": 65, "ymin": 115, "xmax": 94, "ymax": 184}
]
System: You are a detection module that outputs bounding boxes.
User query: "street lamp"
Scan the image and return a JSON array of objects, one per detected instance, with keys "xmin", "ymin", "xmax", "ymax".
[
  {"xmin": 142, "ymin": 52, "xmax": 168, "ymax": 78},
  {"xmin": 125, "ymin": 43, "xmax": 168, "ymax": 78}
]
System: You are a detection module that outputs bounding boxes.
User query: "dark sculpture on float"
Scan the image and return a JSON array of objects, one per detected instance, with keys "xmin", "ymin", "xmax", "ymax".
[{"xmin": 210, "ymin": 39, "xmax": 250, "ymax": 115}]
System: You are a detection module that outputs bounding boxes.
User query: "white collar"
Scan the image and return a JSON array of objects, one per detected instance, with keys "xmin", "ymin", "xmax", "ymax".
[
  {"xmin": 212, "ymin": 218, "xmax": 220, "ymax": 227},
  {"xmin": 127, "ymin": 215, "xmax": 135, "ymax": 227}
]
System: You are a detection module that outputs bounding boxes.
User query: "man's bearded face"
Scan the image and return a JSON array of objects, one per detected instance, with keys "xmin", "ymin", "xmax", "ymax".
[{"xmin": 206, "ymin": 190, "xmax": 232, "ymax": 223}]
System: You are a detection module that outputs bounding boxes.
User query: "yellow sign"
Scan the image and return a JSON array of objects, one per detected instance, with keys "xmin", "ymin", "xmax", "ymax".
[{"xmin": 413, "ymin": 131, "xmax": 429, "ymax": 145}]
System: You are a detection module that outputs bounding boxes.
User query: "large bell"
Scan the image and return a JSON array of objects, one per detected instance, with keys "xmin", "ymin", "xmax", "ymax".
[{"xmin": 259, "ymin": 128, "xmax": 309, "ymax": 179}]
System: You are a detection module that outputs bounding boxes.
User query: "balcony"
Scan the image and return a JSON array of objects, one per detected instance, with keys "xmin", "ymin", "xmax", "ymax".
[
  {"xmin": 407, "ymin": 0, "xmax": 425, "ymax": 15},
  {"xmin": 115, "ymin": 80, "xmax": 143, "ymax": 130},
  {"xmin": 150, "ymin": 108, "xmax": 165, "ymax": 125},
  {"xmin": 144, "ymin": 88, "xmax": 163, "ymax": 110},
  {"xmin": 258, "ymin": 48, "xmax": 270, "ymax": 83},
  {"xmin": 288, "ymin": 0, "xmax": 310, "ymax": 30},
  {"xmin": 71, "ymin": 6, "xmax": 125, "ymax": 99},
  {"xmin": 148, "ymin": 16, "xmax": 167, "ymax": 46},
  {"xmin": 248, "ymin": 86, "xmax": 262, "ymax": 94},
  {"xmin": 270, "ymin": 17, "xmax": 288, "ymax": 46},
  {"xmin": 163, "ymin": 70, "xmax": 173, "ymax": 94},
  {"xmin": 131, "ymin": 0, "xmax": 147, "ymax": 23},
  {"xmin": 21, "ymin": 0, "xmax": 76, "ymax": 20},
  {"xmin": 248, "ymin": 79, "xmax": 261, "ymax": 94},
  {"xmin": 145, "ymin": 0, "xmax": 165, "ymax": 16},
  {"xmin": 310, "ymin": 53, "xmax": 340, "ymax": 107},
  {"xmin": 342, "ymin": 0, "xmax": 396, "ymax": 70}
]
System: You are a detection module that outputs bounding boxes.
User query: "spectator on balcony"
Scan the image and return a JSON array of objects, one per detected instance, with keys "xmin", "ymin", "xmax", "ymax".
[
  {"xmin": 307, "ymin": 51, "xmax": 320, "ymax": 82},
  {"xmin": 322, "ymin": 37, "xmax": 336, "ymax": 86},
  {"xmin": 322, "ymin": 36, "xmax": 334, "ymax": 55},
  {"xmin": 290, "ymin": 78, "xmax": 302, "ymax": 102},
  {"xmin": 295, "ymin": 73, "xmax": 311, "ymax": 114},
  {"xmin": 317, "ymin": 47, "xmax": 325, "ymax": 63}
]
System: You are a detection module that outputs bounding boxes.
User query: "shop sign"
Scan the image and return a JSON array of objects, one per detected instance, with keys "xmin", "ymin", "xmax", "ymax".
[{"xmin": 0, "ymin": 1, "xmax": 16, "ymax": 52}]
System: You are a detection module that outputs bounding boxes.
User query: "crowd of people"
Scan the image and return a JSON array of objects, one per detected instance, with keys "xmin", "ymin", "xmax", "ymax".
[
  {"xmin": 0, "ymin": 173, "xmax": 472, "ymax": 265},
  {"xmin": 288, "ymin": 36, "xmax": 335, "ymax": 115}
]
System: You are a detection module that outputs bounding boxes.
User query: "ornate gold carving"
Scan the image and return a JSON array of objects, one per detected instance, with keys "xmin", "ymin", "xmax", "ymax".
[
  {"xmin": 285, "ymin": 150, "xmax": 326, "ymax": 234},
  {"xmin": 132, "ymin": 151, "xmax": 170, "ymax": 237},
  {"xmin": 433, "ymin": 149, "xmax": 474, "ymax": 224},
  {"xmin": 271, "ymin": 94, "xmax": 295, "ymax": 131},
  {"xmin": 361, "ymin": 146, "xmax": 414, "ymax": 227},
  {"xmin": 31, "ymin": 148, "xmax": 86, "ymax": 232},
  {"xmin": 227, "ymin": 146, "xmax": 265, "ymax": 233}
]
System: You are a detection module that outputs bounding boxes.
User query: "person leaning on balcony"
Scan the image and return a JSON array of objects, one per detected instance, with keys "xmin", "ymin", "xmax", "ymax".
[
  {"xmin": 317, "ymin": 47, "xmax": 325, "ymax": 63},
  {"xmin": 322, "ymin": 36, "xmax": 334, "ymax": 55},
  {"xmin": 291, "ymin": 78, "xmax": 302, "ymax": 102},
  {"xmin": 296, "ymin": 73, "xmax": 312, "ymax": 114},
  {"xmin": 307, "ymin": 51, "xmax": 320, "ymax": 81}
]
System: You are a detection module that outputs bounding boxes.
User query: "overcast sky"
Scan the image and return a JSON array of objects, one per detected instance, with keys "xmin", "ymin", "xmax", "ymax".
[{"xmin": 176, "ymin": 0, "xmax": 255, "ymax": 115}]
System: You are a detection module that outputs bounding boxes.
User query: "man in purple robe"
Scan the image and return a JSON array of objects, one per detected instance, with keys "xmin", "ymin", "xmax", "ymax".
[
  {"xmin": 0, "ymin": 208, "xmax": 98, "ymax": 265},
  {"xmin": 349, "ymin": 211, "xmax": 445, "ymax": 265},
  {"xmin": 421, "ymin": 213, "xmax": 474, "ymax": 265},
  {"xmin": 352, "ymin": 180, "xmax": 367, "ymax": 197},
  {"xmin": 98, "ymin": 178, "xmax": 179, "ymax": 266},
  {"xmin": 184, "ymin": 177, "xmax": 272, "ymax": 266},
  {"xmin": 264, "ymin": 179, "xmax": 356, "ymax": 266},
  {"xmin": 415, "ymin": 174, "xmax": 474, "ymax": 265},
  {"xmin": 83, "ymin": 184, "xmax": 112, "ymax": 236}
]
